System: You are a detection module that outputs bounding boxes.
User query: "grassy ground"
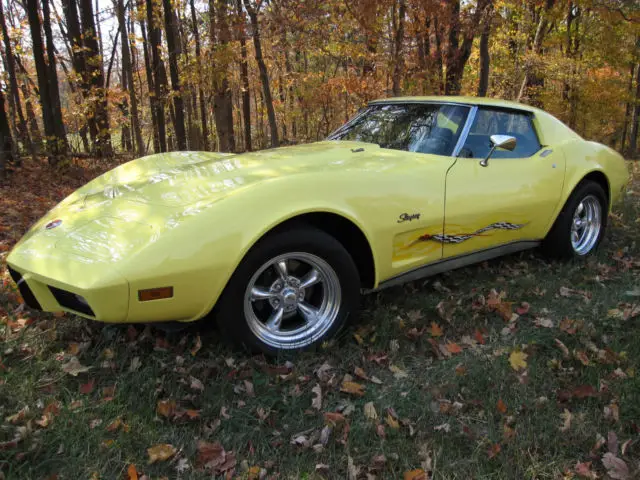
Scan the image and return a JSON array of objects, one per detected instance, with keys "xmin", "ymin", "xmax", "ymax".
[{"xmin": 0, "ymin": 160, "xmax": 639, "ymax": 479}]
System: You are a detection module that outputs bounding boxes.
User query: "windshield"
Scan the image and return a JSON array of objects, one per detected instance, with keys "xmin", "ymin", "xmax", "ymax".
[{"xmin": 328, "ymin": 103, "xmax": 470, "ymax": 156}]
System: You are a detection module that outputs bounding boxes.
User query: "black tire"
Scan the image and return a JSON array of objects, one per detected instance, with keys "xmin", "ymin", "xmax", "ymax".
[
  {"xmin": 215, "ymin": 225, "xmax": 360, "ymax": 355},
  {"xmin": 542, "ymin": 180, "xmax": 608, "ymax": 259}
]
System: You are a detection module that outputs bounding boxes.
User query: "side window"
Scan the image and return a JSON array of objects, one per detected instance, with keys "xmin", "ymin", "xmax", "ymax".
[{"xmin": 461, "ymin": 109, "xmax": 541, "ymax": 159}]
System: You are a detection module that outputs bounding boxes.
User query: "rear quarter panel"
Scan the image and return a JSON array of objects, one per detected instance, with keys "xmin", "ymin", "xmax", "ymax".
[{"xmin": 557, "ymin": 140, "xmax": 628, "ymax": 214}]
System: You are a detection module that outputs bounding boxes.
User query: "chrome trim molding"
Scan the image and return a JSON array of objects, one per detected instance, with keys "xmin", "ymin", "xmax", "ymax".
[
  {"xmin": 452, "ymin": 105, "xmax": 478, "ymax": 157},
  {"xmin": 369, "ymin": 240, "xmax": 540, "ymax": 292}
]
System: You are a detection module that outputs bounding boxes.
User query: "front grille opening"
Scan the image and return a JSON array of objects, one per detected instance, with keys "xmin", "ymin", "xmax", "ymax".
[
  {"xmin": 7, "ymin": 267, "xmax": 42, "ymax": 311},
  {"xmin": 49, "ymin": 286, "xmax": 95, "ymax": 317}
]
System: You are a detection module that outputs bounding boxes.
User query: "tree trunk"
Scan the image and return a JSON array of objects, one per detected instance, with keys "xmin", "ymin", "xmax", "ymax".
[
  {"xmin": 477, "ymin": 6, "xmax": 492, "ymax": 97},
  {"xmin": 21, "ymin": 80, "xmax": 41, "ymax": 146},
  {"xmin": 244, "ymin": 0, "xmax": 278, "ymax": 147},
  {"xmin": 391, "ymin": 0, "xmax": 406, "ymax": 96},
  {"xmin": 26, "ymin": 0, "xmax": 66, "ymax": 160},
  {"xmin": 42, "ymin": 0, "xmax": 68, "ymax": 149},
  {"xmin": 210, "ymin": 0, "xmax": 235, "ymax": 152},
  {"xmin": 621, "ymin": 64, "xmax": 635, "ymax": 153},
  {"xmin": 0, "ymin": 88, "xmax": 13, "ymax": 177},
  {"xmin": 0, "ymin": 1, "xmax": 30, "ymax": 157},
  {"xmin": 236, "ymin": 0, "xmax": 251, "ymax": 151},
  {"xmin": 62, "ymin": 0, "xmax": 93, "ymax": 151},
  {"xmin": 162, "ymin": 0, "xmax": 187, "ymax": 150},
  {"xmin": 79, "ymin": 0, "xmax": 112, "ymax": 156},
  {"xmin": 139, "ymin": 16, "xmax": 160, "ymax": 153},
  {"xmin": 444, "ymin": 0, "xmax": 491, "ymax": 95},
  {"xmin": 146, "ymin": 0, "xmax": 168, "ymax": 152},
  {"xmin": 116, "ymin": 0, "xmax": 144, "ymax": 155},
  {"xmin": 190, "ymin": 0, "xmax": 209, "ymax": 150},
  {"xmin": 517, "ymin": 0, "xmax": 555, "ymax": 105}
]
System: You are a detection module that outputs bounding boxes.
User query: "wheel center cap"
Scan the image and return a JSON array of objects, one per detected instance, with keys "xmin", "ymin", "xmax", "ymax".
[{"xmin": 282, "ymin": 288, "xmax": 298, "ymax": 307}]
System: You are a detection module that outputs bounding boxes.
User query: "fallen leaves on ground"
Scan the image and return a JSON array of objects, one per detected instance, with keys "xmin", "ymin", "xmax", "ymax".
[
  {"xmin": 196, "ymin": 441, "xmax": 236, "ymax": 474},
  {"xmin": 340, "ymin": 381, "xmax": 365, "ymax": 397},
  {"xmin": 509, "ymin": 350, "xmax": 528, "ymax": 371},
  {"xmin": 61, "ymin": 356, "xmax": 90, "ymax": 376},
  {"xmin": 404, "ymin": 469, "xmax": 428, "ymax": 480},
  {"xmin": 602, "ymin": 452, "xmax": 629, "ymax": 479},
  {"xmin": 147, "ymin": 444, "xmax": 176, "ymax": 464}
]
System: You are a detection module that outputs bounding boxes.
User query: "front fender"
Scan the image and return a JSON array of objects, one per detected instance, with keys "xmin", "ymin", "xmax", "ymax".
[{"xmin": 118, "ymin": 173, "xmax": 379, "ymax": 323}]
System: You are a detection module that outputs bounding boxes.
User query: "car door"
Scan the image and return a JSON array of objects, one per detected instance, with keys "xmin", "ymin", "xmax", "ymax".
[
  {"xmin": 442, "ymin": 107, "xmax": 565, "ymax": 260},
  {"xmin": 373, "ymin": 104, "xmax": 470, "ymax": 278}
]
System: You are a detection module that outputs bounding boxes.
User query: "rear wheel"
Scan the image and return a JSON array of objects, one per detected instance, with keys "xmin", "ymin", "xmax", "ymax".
[
  {"xmin": 543, "ymin": 180, "xmax": 607, "ymax": 259},
  {"xmin": 215, "ymin": 226, "xmax": 360, "ymax": 355}
]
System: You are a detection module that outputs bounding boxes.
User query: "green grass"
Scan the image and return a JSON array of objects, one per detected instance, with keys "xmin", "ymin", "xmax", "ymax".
[{"xmin": 1, "ymin": 192, "xmax": 640, "ymax": 479}]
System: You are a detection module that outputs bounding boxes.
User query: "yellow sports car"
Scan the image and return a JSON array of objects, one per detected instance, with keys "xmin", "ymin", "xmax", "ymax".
[{"xmin": 7, "ymin": 96, "xmax": 629, "ymax": 354}]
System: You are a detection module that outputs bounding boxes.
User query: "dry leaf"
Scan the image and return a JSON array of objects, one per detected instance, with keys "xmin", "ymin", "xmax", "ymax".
[
  {"xmin": 363, "ymin": 402, "xmax": 377, "ymax": 420},
  {"xmin": 497, "ymin": 398, "xmax": 507, "ymax": 414},
  {"xmin": 79, "ymin": 379, "xmax": 95, "ymax": 394},
  {"xmin": 555, "ymin": 338, "xmax": 570, "ymax": 358},
  {"xmin": 602, "ymin": 452, "xmax": 629, "ymax": 479},
  {"xmin": 560, "ymin": 409, "xmax": 572, "ymax": 432},
  {"xmin": 386, "ymin": 413, "xmax": 400, "ymax": 429},
  {"xmin": 509, "ymin": 350, "xmax": 528, "ymax": 371},
  {"xmin": 608, "ymin": 431, "xmax": 619, "ymax": 455},
  {"xmin": 404, "ymin": 469, "xmax": 428, "ymax": 480},
  {"xmin": 311, "ymin": 384, "xmax": 322, "ymax": 410},
  {"xmin": 156, "ymin": 399, "xmax": 177, "ymax": 418},
  {"xmin": 429, "ymin": 322, "xmax": 443, "ymax": 337},
  {"xmin": 126, "ymin": 464, "xmax": 138, "ymax": 480},
  {"xmin": 347, "ymin": 456, "xmax": 359, "ymax": 480},
  {"xmin": 61, "ymin": 356, "xmax": 90, "ymax": 376},
  {"xmin": 324, "ymin": 412, "xmax": 346, "ymax": 426},
  {"xmin": 354, "ymin": 366, "xmax": 369, "ymax": 381},
  {"xmin": 190, "ymin": 335, "xmax": 202, "ymax": 356},
  {"xmin": 147, "ymin": 444, "xmax": 176, "ymax": 464},
  {"xmin": 487, "ymin": 443, "xmax": 501, "ymax": 459},
  {"xmin": 446, "ymin": 342, "xmax": 462, "ymax": 354},
  {"xmin": 340, "ymin": 381, "xmax": 365, "ymax": 397},
  {"xmin": 190, "ymin": 376, "xmax": 204, "ymax": 392},
  {"xmin": 389, "ymin": 364, "xmax": 408, "ymax": 378},
  {"xmin": 574, "ymin": 461, "xmax": 597, "ymax": 479}
]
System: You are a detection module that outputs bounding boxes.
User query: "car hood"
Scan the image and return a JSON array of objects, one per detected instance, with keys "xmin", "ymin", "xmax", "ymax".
[
  {"xmin": 67, "ymin": 140, "xmax": 395, "ymax": 209},
  {"xmin": 9, "ymin": 140, "xmax": 432, "ymax": 264}
]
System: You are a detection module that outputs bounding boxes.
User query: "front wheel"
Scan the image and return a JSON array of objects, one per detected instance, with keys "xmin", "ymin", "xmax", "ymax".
[
  {"xmin": 543, "ymin": 180, "xmax": 607, "ymax": 259},
  {"xmin": 215, "ymin": 226, "xmax": 360, "ymax": 355}
]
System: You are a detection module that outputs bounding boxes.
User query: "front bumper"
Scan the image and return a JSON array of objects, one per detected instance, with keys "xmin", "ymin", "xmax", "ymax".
[{"xmin": 6, "ymin": 248, "xmax": 129, "ymax": 322}]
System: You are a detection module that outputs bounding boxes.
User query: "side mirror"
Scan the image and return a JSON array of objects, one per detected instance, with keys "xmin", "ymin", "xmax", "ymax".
[{"xmin": 479, "ymin": 135, "xmax": 517, "ymax": 167}]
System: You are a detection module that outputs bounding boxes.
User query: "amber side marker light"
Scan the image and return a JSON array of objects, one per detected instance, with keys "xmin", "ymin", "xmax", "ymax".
[{"xmin": 138, "ymin": 287, "xmax": 174, "ymax": 302}]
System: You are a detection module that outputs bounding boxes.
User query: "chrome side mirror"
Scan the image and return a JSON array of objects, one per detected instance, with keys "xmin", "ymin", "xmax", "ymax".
[{"xmin": 479, "ymin": 135, "xmax": 517, "ymax": 167}]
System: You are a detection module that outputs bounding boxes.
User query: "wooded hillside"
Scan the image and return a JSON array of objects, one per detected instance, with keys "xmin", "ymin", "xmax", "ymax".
[{"xmin": 0, "ymin": 0, "xmax": 638, "ymax": 174}]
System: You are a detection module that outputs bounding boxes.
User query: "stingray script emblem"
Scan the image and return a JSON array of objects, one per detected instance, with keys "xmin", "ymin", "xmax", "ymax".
[{"xmin": 397, "ymin": 212, "xmax": 421, "ymax": 223}]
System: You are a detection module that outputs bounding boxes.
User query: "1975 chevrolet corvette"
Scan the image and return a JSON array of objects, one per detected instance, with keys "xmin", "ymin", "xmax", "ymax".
[{"xmin": 7, "ymin": 96, "xmax": 629, "ymax": 354}]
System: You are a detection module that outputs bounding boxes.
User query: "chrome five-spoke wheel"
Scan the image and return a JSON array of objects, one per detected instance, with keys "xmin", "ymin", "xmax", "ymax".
[
  {"xmin": 244, "ymin": 252, "xmax": 342, "ymax": 349},
  {"xmin": 570, "ymin": 194, "xmax": 602, "ymax": 255},
  {"xmin": 216, "ymin": 226, "xmax": 360, "ymax": 354}
]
